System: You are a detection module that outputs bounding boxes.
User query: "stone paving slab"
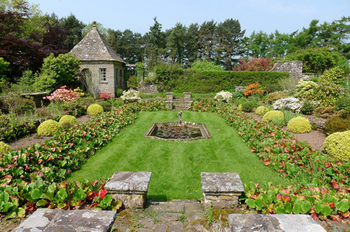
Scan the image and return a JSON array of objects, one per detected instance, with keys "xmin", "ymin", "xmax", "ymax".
[
  {"xmin": 15, "ymin": 208, "xmax": 117, "ymax": 232},
  {"xmin": 228, "ymin": 214, "xmax": 326, "ymax": 232},
  {"xmin": 105, "ymin": 171, "xmax": 152, "ymax": 192},
  {"xmin": 201, "ymin": 172, "xmax": 244, "ymax": 193}
]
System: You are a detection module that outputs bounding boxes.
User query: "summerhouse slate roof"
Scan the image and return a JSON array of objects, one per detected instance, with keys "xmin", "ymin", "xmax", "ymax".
[{"xmin": 70, "ymin": 25, "xmax": 125, "ymax": 63}]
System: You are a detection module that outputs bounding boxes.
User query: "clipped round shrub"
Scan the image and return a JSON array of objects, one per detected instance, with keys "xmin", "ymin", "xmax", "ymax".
[
  {"xmin": 241, "ymin": 101, "xmax": 255, "ymax": 112},
  {"xmin": 98, "ymin": 101, "xmax": 112, "ymax": 111},
  {"xmin": 87, "ymin": 104, "xmax": 104, "ymax": 116},
  {"xmin": 325, "ymin": 115, "xmax": 350, "ymax": 134},
  {"xmin": 59, "ymin": 115, "xmax": 78, "ymax": 129},
  {"xmin": 286, "ymin": 116, "xmax": 311, "ymax": 133},
  {"xmin": 0, "ymin": 141, "xmax": 10, "ymax": 154},
  {"xmin": 322, "ymin": 130, "xmax": 350, "ymax": 162},
  {"xmin": 255, "ymin": 106, "xmax": 270, "ymax": 116},
  {"xmin": 262, "ymin": 110, "xmax": 284, "ymax": 123},
  {"xmin": 37, "ymin": 119, "xmax": 62, "ymax": 136}
]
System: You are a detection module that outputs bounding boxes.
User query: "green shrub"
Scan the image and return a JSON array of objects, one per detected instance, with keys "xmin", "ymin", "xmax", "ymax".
[
  {"xmin": 62, "ymin": 99, "xmax": 86, "ymax": 117},
  {"xmin": 0, "ymin": 114, "xmax": 9, "ymax": 127},
  {"xmin": 0, "ymin": 93, "xmax": 36, "ymax": 114},
  {"xmin": 294, "ymin": 80, "xmax": 318, "ymax": 101},
  {"xmin": 325, "ymin": 115, "xmax": 350, "ymax": 134},
  {"xmin": 87, "ymin": 104, "xmax": 104, "ymax": 116},
  {"xmin": 286, "ymin": 116, "xmax": 311, "ymax": 133},
  {"xmin": 37, "ymin": 119, "xmax": 62, "ymax": 136},
  {"xmin": 127, "ymin": 75, "xmax": 138, "ymax": 88},
  {"xmin": 241, "ymin": 101, "xmax": 255, "ymax": 112},
  {"xmin": 322, "ymin": 130, "xmax": 350, "ymax": 162},
  {"xmin": 98, "ymin": 101, "xmax": 112, "ymax": 111},
  {"xmin": 116, "ymin": 89, "xmax": 123, "ymax": 98},
  {"xmin": 154, "ymin": 68, "xmax": 289, "ymax": 93},
  {"xmin": 335, "ymin": 92, "xmax": 350, "ymax": 112},
  {"xmin": 300, "ymin": 101, "xmax": 316, "ymax": 115},
  {"xmin": 0, "ymin": 141, "xmax": 10, "ymax": 154},
  {"xmin": 59, "ymin": 115, "xmax": 78, "ymax": 130},
  {"xmin": 319, "ymin": 66, "xmax": 345, "ymax": 85},
  {"xmin": 262, "ymin": 110, "xmax": 284, "ymax": 124},
  {"xmin": 267, "ymin": 91, "xmax": 288, "ymax": 104},
  {"xmin": 255, "ymin": 106, "xmax": 270, "ymax": 116}
]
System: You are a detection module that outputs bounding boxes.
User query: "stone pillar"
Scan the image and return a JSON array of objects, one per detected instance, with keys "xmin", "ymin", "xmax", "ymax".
[
  {"xmin": 201, "ymin": 172, "xmax": 244, "ymax": 210},
  {"xmin": 105, "ymin": 172, "xmax": 152, "ymax": 209},
  {"xmin": 165, "ymin": 92, "xmax": 174, "ymax": 110},
  {"xmin": 184, "ymin": 92, "xmax": 193, "ymax": 109}
]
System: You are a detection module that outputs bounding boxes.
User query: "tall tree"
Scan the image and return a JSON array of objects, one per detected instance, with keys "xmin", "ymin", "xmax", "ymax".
[
  {"xmin": 198, "ymin": 20, "xmax": 216, "ymax": 62},
  {"xmin": 184, "ymin": 23, "xmax": 199, "ymax": 66},
  {"xmin": 144, "ymin": 17, "xmax": 166, "ymax": 70},
  {"xmin": 59, "ymin": 14, "xmax": 85, "ymax": 50},
  {"xmin": 0, "ymin": 1, "xmax": 68, "ymax": 80},
  {"xmin": 214, "ymin": 18, "xmax": 245, "ymax": 70},
  {"xmin": 166, "ymin": 23, "xmax": 186, "ymax": 65}
]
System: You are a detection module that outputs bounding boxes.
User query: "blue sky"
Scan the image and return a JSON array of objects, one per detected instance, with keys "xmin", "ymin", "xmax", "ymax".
[{"xmin": 27, "ymin": 0, "xmax": 350, "ymax": 36}]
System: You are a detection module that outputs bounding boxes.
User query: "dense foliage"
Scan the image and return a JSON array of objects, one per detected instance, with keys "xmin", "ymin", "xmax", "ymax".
[
  {"xmin": 0, "ymin": 101, "xmax": 167, "ymax": 218},
  {"xmin": 190, "ymin": 101, "xmax": 350, "ymax": 221},
  {"xmin": 153, "ymin": 67, "xmax": 289, "ymax": 93}
]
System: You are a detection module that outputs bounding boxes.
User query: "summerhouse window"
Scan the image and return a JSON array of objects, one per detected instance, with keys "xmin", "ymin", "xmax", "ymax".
[{"xmin": 100, "ymin": 68, "xmax": 106, "ymax": 81}]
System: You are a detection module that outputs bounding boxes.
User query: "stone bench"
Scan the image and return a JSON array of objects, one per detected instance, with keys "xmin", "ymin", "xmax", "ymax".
[
  {"xmin": 15, "ymin": 208, "xmax": 116, "ymax": 232},
  {"xmin": 201, "ymin": 172, "xmax": 244, "ymax": 209},
  {"xmin": 105, "ymin": 171, "xmax": 152, "ymax": 209},
  {"xmin": 228, "ymin": 214, "xmax": 326, "ymax": 232}
]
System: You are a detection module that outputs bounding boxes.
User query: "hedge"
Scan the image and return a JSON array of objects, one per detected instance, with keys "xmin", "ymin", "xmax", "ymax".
[{"xmin": 155, "ymin": 70, "xmax": 290, "ymax": 93}]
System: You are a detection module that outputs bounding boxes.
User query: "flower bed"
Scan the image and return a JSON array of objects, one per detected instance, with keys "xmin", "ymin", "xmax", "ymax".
[
  {"xmin": 0, "ymin": 101, "xmax": 166, "ymax": 219},
  {"xmin": 190, "ymin": 101, "xmax": 350, "ymax": 221}
]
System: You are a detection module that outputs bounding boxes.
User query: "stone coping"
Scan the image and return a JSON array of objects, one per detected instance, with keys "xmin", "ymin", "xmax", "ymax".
[
  {"xmin": 15, "ymin": 209, "xmax": 117, "ymax": 232},
  {"xmin": 143, "ymin": 121, "xmax": 211, "ymax": 141},
  {"xmin": 201, "ymin": 172, "xmax": 244, "ymax": 193},
  {"xmin": 105, "ymin": 171, "xmax": 152, "ymax": 192},
  {"xmin": 228, "ymin": 214, "xmax": 326, "ymax": 232}
]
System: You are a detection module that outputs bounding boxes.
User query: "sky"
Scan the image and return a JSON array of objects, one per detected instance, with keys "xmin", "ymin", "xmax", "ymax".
[{"xmin": 27, "ymin": 0, "xmax": 350, "ymax": 36}]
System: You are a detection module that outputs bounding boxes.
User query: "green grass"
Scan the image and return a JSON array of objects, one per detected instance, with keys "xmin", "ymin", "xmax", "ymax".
[{"xmin": 68, "ymin": 111, "xmax": 290, "ymax": 201}]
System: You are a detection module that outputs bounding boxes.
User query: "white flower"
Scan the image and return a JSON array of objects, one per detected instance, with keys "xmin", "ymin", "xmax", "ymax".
[
  {"xmin": 214, "ymin": 91, "xmax": 232, "ymax": 103},
  {"xmin": 273, "ymin": 97, "xmax": 303, "ymax": 113},
  {"xmin": 121, "ymin": 89, "xmax": 142, "ymax": 103}
]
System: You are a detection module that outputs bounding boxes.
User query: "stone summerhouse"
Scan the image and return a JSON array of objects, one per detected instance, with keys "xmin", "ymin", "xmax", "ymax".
[{"xmin": 70, "ymin": 23, "xmax": 125, "ymax": 97}]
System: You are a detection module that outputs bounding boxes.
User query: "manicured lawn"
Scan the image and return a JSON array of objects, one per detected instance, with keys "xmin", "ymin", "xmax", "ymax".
[{"xmin": 68, "ymin": 111, "xmax": 291, "ymax": 201}]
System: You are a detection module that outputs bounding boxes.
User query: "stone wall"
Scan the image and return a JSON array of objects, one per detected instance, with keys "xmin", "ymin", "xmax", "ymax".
[
  {"xmin": 80, "ymin": 61, "xmax": 125, "ymax": 97},
  {"xmin": 270, "ymin": 61, "xmax": 303, "ymax": 79},
  {"xmin": 138, "ymin": 84, "xmax": 159, "ymax": 93}
]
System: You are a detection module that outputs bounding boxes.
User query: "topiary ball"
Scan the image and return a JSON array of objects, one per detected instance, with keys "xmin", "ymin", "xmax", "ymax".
[
  {"xmin": 255, "ymin": 106, "xmax": 270, "ymax": 116},
  {"xmin": 286, "ymin": 116, "xmax": 311, "ymax": 133},
  {"xmin": 322, "ymin": 130, "xmax": 350, "ymax": 162},
  {"xmin": 87, "ymin": 104, "xmax": 104, "ymax": 116},
  {"xmin": 0, "ymin": 141, "xmax": 10, "ymax": 154},
  {"xmin": 59, "ymin": 115, "xmax": 78, "ymax": 129},
  {"xmin": 37, "ymin": 119, "xmax": 62, "ymax": 136},
  {"xmin": 262, "ymin": 110, "xmax": 284, "ymax": 123}
]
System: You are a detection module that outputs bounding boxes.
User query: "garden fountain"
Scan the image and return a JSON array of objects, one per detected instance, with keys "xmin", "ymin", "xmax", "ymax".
[{"xmin": 143, "ymin": 111, "xmax": 211, "ymax": 141}]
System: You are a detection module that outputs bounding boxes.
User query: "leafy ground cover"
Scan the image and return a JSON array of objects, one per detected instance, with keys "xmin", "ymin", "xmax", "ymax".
[
  {"xmin": 191, "ymin": 100, "xmax": 350, "ymax": 221},
  {"xmin": 68, "ymin": 111, "xmax": 289, "ymax": 200},
  {"xmin": 0, "ymin": 101, "xmax": 166, "ymax": 219}
]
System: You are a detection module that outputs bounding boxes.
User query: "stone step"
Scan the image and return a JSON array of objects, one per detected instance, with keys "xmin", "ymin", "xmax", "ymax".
[
  {"xmin": 229, "ymin": 214, "xmax": 326, "ymax": 232},
  {"xmin": 15, "ymin": 209, "xmax": 117, "ymax": 232}
]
